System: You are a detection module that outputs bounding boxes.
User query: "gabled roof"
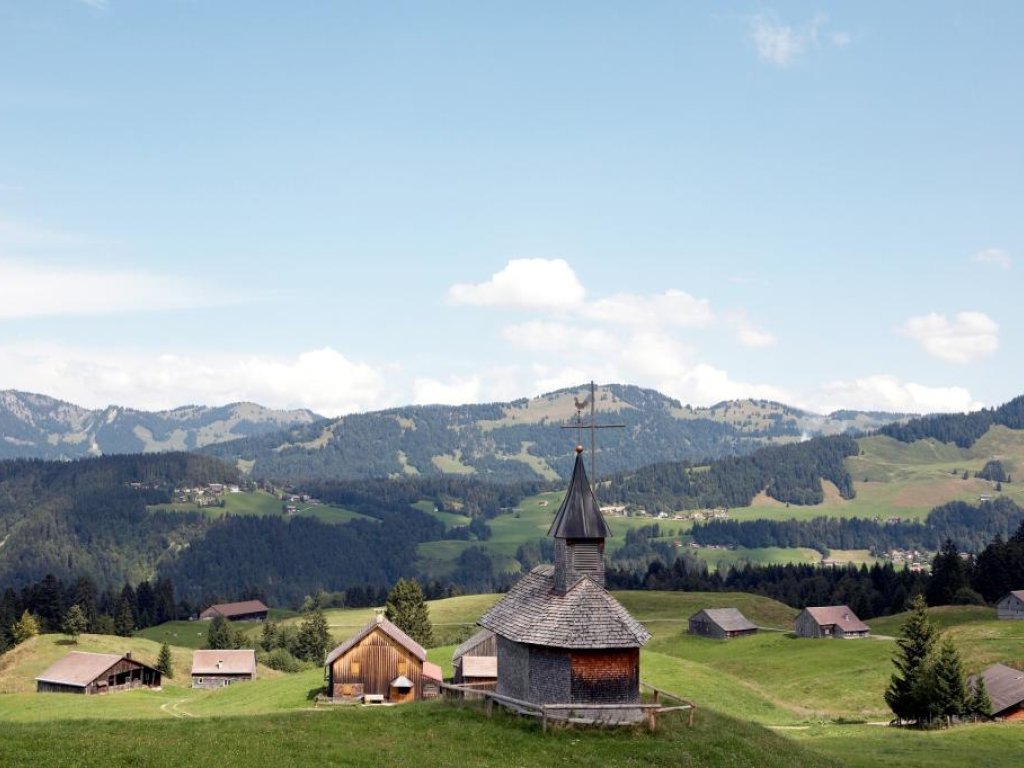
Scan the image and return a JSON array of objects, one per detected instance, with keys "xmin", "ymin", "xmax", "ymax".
[
  {"xmin": 35, "ymin": 652, "xmax": 158, "ymax": 687},
  {"xmin": 422, "ymin": 661, "xmax": 444, "ymax": 682},
  {"xmin": 478, "ymin": 565, "xmax": 650, "ymax": 649},
  {"xmin": 462, "ymin": 656, "xmax": 497, "ymax": 678},
  {"xmin": 200, "ymin": 600, "xmax": 269, "ymax": 620},
  {"xmin": 547, "ymin": 449, "xmax": 612, "ymax": 540},
  {"xmin": 691, "ymin": 607, "xmax": 757, "ymax": 633},
  {"xmin": 325, "ymin": 614, "xmax": 426, "ymax": 665},
  {"xmin": 1000, "ymin": 590, "xmax": 1024, "ymax": 603},
  {"xmin": 969, "ymin": 664, "xmax": 1024, "ymax": 716},
  {"xmin": 191, "ymin": 649, "xmax": 257, "ymax": 676},
  {"xmin": 452, "ymin": 628, "xmax": 494, "ymax": 661},
  {"xmin": 802, "ymin": 606, "xmax": 869, "ymax": 633}
]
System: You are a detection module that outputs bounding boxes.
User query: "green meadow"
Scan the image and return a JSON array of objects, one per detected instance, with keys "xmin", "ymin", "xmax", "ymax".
[
  {"xmin": 2, "ymin": 593, "xmax": 1024, "ymax": 767},
  {"xmin": 148, "ymin": 489, "xmax": 373, "ymax": 524}
]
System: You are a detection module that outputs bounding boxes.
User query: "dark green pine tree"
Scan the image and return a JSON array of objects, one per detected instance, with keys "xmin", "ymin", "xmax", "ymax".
[
  {"xmin": 114, "ymin": 589, "xmax": 136, "ymax": 638},
  {"xmin": 205, "ymin": 615, "xmax": 237, "ymax": 650},
  {"xmin": 384, "ymin": 578, "xmax": 434, "ymax": 648},
  {"xmin": 926, "ymin": 539, "xmax": 969, "ymax": 607},
  {"xmin": 295, "ymin": 608, "xmax": 331, "ymax": 663},
  {"xmin": 969, "ymin": 674, "xmax": 993, "ymax": 721},
  {"xmin": 156, "ymin": 642, "xmax": 174, "ymax": 679},
  {"xmin": 885, "ymin": 594, "xmax": 937, "ymax": 725},
  {"xmin": 932, "ymin": 636, "xmax": 969, "ymax": 726}
]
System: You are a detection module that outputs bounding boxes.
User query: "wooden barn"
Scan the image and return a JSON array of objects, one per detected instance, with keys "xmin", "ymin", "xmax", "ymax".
[
  {"xmin": 795, "ymin": 606, "xmax": 870, "ymax": 639},
  {"xmin": 688, "ymin": 608, "xmax": 758, "ymax": 640},
  {"xmin": 325, "ymin": 614, "xmax": 441, "ymax": 703},
  {"xmin": 996, "ymin": 590, "xmax": 1024, "ymax": 620},
  {"xmin": 191, "ymin": 649, "xmax": 257, "ymax": 689},
  {"xmin": 478, "ymin": 447, "xmax": 650, "ymax": 716},
  {"xmin": 199, "ymin": 599, "xmax": 269, "ymax": 622},
  {"xmin": 36, "ymin": 651, "xmax": 161, "ymax": 695},
  {"xmin": 969, "ymin": 664, "xmax": 1024, "ymax": 721},
  {"xmin": 453, "ymin": 628, "xmax": 498, "ymax": 687}
]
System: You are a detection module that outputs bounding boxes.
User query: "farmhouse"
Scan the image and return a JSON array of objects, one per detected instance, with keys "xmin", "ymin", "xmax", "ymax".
[
  {"xmin": 968, "ymin": 664, "xmax": 1024, "ymax": 721},
  {"xmin": 199, "ymin": 599, "xmax": 269, "ymax": 622},
  {"xmin": 325, "ymin": 614, "xmax": 442, "ymax": 703},
  {"xmin": 688, "ymin": 608, "xmax": 758, "ymax": 640},
  {"xmin": 191, "ymin": 649, "xmax": 257, "ymax": 688},
  {"xmin": 36, "ymin": 651, "xmax": 162, "ymax": 695},
  {"xmin": 794, "ymin": 606, "xmax": 870, "ymax": 639},
  {"xmin": 478, "ymin": 447, "xmax": 651, "ymax": 714},
  {"xmin": 453, "ymin": 628, "xmax": 498, "ymax": 690},
  {"xmin": 996, "ymin": 590, "xmax": 1024, "ymax": 620}
]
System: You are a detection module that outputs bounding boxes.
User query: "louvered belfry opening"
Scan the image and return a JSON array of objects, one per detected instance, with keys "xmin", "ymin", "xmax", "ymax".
[{"xmin": 549, "ymin": 447, "xmax": 611, "ymax": 593}]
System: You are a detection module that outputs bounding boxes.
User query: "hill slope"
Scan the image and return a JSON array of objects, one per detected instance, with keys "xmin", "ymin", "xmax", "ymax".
[
  {"xmin": 203, "ymin": 383, "xmax": 904, "ymax": 483},
  {"xmin": 0, "ymin": 390, "xmax": 318, "ymax": 460}
]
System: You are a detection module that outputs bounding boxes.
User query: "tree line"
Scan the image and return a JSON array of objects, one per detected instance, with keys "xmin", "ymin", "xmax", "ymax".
[{"xmin": 879, "ymin": 394, "xmax": 1024, "ymax": 448}]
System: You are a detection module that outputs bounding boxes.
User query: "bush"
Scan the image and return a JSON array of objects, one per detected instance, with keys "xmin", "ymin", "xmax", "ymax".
[{"xmin": 259, "ymin": 647, "xmax": 312, "ymax": 673}]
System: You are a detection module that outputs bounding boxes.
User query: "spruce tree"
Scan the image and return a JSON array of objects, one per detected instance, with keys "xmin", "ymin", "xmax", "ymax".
[
  {"xmin": 932, "ymin": 636, "xmax": 968, "ymax": 726},
  {"xmin": 157, "ymin": 642, "xmax": 174, "ymax": 679},
  {"xmin": 385, "ymin": 578, "xmax": 434, "ymax": 648},
  {"xmin": 114, "ymin": 598, "xmax": 136, "ymax": 637},
  {"xmin": 885, "ymin": 594, "xmax": 937, "ymax": 724},
  {"xmin": 12, "ymin": 611, "xmax": 40, "ymax": 645},
  {"xmin": 296, "ymin": 608, "xmax": 331, "ymax": 663},
  {"xmin": 205, "ymin": 616, "xmax": 236, "ymax": 650},
  {"xmin": 969, "ymin": 674, "xmax": 993, "ymax": 720},
  {"xmin": 62, "ymin": 604, "xmax": 88, "ymax": 643}
]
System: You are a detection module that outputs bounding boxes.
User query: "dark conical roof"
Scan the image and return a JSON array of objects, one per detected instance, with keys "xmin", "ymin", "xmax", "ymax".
[{"xmin": 547, "ymin": 448, "xmax": 612, "ymax": 539}]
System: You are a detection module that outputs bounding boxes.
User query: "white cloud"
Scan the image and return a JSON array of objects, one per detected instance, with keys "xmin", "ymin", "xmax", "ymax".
[
  {"xmin": 0, "ymin": 344, "xmax": 391, "ymax": 417},
  {"xmin": 972, "ymin": 248, "xmax": 1012, "ymax": 269},
  {"xmin": 583, "ymin": 289, "xmax": 713, "ymax": 328},
  {"xmin": 813, "ymin": 375, "xmax": 982, "ymax": 414},
  {"xmin": 0, "ymin": 258, "xmax": 218, "ymax": 319},
  {"xmin": 502, "ymin": 321, "xmax": 617, "ymax": 354},
  {"xmin": 448, "ymin": 258, "xmax": 585, "ymax": 311},
  {"xmin": 901, "ymin": 311, "xmax": 999, "ymax": 364},
  {"xmin": 747, "ymin": 13, "xmax": 843, "ymax": 67},
  {"xmin": 412, "ymin": 375, "xmax": 482, "ymax": 406},
  {"xmin": 725, "ymin": 311, "xmax": 777, "ymax": 347}
]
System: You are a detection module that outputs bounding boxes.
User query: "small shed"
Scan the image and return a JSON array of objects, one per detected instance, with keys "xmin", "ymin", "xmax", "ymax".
[
  {"xmin": 795, "ymin": 606, "xmax": 870, "ymax": 639},
  {"xmin": 36, "ymin": 651, "xmax": 161, "ymax": 695},
  {"xmin": 325, "ymin": 615, "xmax": 432, "ymax": 703},
  {"xmin": 996, "ymin": 591, "xmax": 1024, "ymax": 620},
  {"xmin": 969, "ymin": 664, "xmax": 1024, "ymax": 720},
  {"xmin": 191, "ymin": 649, "xmax": 257, "ymax": 689},
  {"xmin": 452, "ymin": 628, "xmax": 498, "ymax": 687},
  {"xmin": 199, "ymin": 600, "xmax": 269, "ymax": 622},
  {"xmin": 688, "ymin": 608, "xmax": 758, "ymax": 640}
]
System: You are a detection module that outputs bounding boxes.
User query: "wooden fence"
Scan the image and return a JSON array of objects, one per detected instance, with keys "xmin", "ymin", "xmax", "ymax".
[{"xmin": 440, "ymin": 681, "xmax": 695, "ymax": 732}]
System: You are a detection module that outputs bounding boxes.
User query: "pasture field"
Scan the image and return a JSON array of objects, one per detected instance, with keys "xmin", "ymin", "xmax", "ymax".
[
  {"xmin": 148, "ymin": 490, "xmax": 373, "ymax": 524},
  {"xmin": 4, "ymin": 593, "xmax": 1024, "ymax": 767}
]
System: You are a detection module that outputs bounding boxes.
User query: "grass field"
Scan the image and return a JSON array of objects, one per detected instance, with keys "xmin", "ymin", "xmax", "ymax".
[
  {"xmin": 148, "ymin": 490, "xmax": 373, "ymax": 524},
  {"xmin": 4, "ymin": 592, "xmax": 1024, "ymax": 767}
]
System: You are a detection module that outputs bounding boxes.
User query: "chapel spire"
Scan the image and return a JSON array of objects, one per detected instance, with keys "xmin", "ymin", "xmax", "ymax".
[{"xmin": 549, "ymin": 445, "xmax": 611, "ymax": 593}]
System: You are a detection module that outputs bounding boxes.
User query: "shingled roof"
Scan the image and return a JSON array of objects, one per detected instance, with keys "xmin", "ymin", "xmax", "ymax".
[
  {"xmin": 191, "ymin": 649, "xmax": 256, "ymax": 676},
  {"xmin": 691, "ymin": 607, "xmax": 757, "ymax": 633},
  {"xmin": 478, "ymin": 565, "xmax": 650, "ymax": 649},
  {"xmin": 969, "ymin": 664, "xmax": 1024, "ymax": 716},
  {"xmin": 452, "ymin": 628, "xmax": 494, "ymax": 661},
  {"xmin": 547, "ymin": 449, "xmax": 612, "ymax": 540},
  {"xmin": 325, "ymin": 614, "xmax": 426, "ymax": 665},
  {"xmin": 36, "ymin": 652, "xmax": 123, "ymax": 688},
  {"xmin": 199, "ymin": 599, "xmax": 269, "ymax": 620},
  {"xmin": 803, "ymin": 605, "xmax": 869, "ymax": 633}
]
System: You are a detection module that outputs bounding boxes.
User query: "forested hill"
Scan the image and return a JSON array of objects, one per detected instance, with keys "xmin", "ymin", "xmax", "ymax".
[
  {"xmin": 0, "ymin": 390, "xmax": 318, "ymax": 460},
  {"xmin": 203, "ymin": 383, "xmax": 904, "ymax": 483},
  {"xmin": 602, "ymin": 434, "xmax": 860, "ymax": 513},
  {"xmin": 880, "ymin": 394, "xmax": 1024, "ymax": 447}
]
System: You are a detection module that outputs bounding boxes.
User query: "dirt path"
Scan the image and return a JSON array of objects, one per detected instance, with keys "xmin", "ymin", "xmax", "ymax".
[{"xmin": 160, "ymin": 698, "xmax": 199, "ymax": 718}]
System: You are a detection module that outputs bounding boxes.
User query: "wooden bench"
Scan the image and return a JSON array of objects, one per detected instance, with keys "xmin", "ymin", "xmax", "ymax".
[{"xmin": 362, "ymin": 694, "xmax": 385, "ymax": 705}]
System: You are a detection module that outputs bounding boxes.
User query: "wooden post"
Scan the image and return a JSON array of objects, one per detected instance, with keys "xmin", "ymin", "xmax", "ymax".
[
  {"xmin": 485, "ymin": 697, "xmax": 494, "ymax": 718},
  {"xmin": 688, "ymin": 705, "xmax": 695, "ymax": 727},
  {"xmin": 646, "ymin": 707, "xmax": 657, "ymax": 733},
  {"xmin": 542, "ymin": 706, "xmax": 548, "ymax": 733}
]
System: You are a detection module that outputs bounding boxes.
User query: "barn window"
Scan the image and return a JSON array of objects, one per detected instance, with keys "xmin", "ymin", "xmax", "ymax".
[
  {"xmin": 398, "ymin": 660, "xmax": 408, "ymax": 675},
  {"xmin": 351, "ymin": 661, "xmax": 360, "ymax": 675}
]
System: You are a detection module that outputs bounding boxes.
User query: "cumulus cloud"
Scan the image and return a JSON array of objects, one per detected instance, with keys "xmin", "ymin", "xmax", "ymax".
[
  {"xmin": 582, "ymin": 289, "xmax": 713, "ymax": 328},
  {"xmin": 502, "ymin": 321, "xmax": 618, "ymax": 354},
  {"xmin": 725, "ymin": 311, "xmax": 777, "ymax": 348},
  {"xmin": 448, "ymin": 258, "xmax": 585, "ymax": 311},
  {"xmin": 0, "ymin": 344, "xmax": 390, "ymax": 416},
  {"xmin": 972, "ymin": 248, "xmax": 1012, "ymax": 269},
  {"xmin": 412, "ymin": 375, "xmax": 482, "ymax": 406},
  {"xmin": 0, "ymin": 258, "xmax": 220, "ymax": 319},
  {"xmin": 813, "ymin": 374, "xmax": 982, "ymax": 414},
  {"xmin": 901, "ymin": 311, "xmax": 999, "ymax": 364}
]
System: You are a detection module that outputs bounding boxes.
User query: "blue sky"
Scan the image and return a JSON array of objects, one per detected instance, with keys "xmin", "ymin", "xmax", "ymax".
[{"xmin": 0, "ymin": 1, "xmax": 1020, "ymax": 416}]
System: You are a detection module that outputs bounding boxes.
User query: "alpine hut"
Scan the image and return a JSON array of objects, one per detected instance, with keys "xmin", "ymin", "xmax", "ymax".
[
  {"xmin": 795, "ymin": 606, "xmax": 870, "ymax": 639},
  {"xmin": 325, "ymin": 614, "xmax": 439, "ymax": 703},
  {"xmin": 968, "ymin": 664, "xmax": 1024, "ymax": 721},
  {"xmin": 688, "ymin": 608, "xmax": 758, "ymax": 640},
  {"xmin": 996, "ymin": 590, "xmax": 1024, "ymax": 620},
  {"xmin": 453, "ymin": 628, "xmax": 498, "ymax": 690},
  {"xmin": 478, "ymin": 446, "xmax": 651, "ymax": 716},
  {"xmin": 199, "ymin": 599, "xmax": 269, "ymax": 622},
  {"xmin": 36, "ymin": 651, "xmax": 162, "ymax": 695},
  {"xmin": 191, "ymin": 649, "xmax": 257, "ymax": 688}
]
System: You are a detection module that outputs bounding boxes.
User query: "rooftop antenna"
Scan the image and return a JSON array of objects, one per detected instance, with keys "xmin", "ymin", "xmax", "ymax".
[{"xmin": 561, "ymin": 380, "xmax": 624, "ymax": 498}]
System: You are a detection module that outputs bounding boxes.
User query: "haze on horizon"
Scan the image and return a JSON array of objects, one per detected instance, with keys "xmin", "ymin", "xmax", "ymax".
[{"xmin": 0, "ymin": 2, "xmax": 1020, "ymax": 417}]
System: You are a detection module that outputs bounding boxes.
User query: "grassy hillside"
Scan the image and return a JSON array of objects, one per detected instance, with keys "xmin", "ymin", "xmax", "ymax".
[{"xmin": 148, "ymin": 489, "xmax": 373, "ymax": 524}]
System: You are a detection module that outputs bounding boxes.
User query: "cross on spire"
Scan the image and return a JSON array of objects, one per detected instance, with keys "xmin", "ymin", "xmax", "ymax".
[{"xmin": 560, "ymin": 381, "xmax": 624, "ymax": 497}]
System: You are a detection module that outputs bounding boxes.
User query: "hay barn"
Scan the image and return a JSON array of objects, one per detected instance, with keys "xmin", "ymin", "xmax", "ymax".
[
  {"xmin": 688, "ymin": 608, "xmax": 758, "ymax": 640},
  {"xmin": 191, "ymin": 649, "xmax": 257, "ymax": 688},
  {"xmin": 795, "ymin": 606, "xmax": 870, "ymax": 638},
  {"xmin": 36, "ymin": 651, "xmax": 161, "ymax": 695}
]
